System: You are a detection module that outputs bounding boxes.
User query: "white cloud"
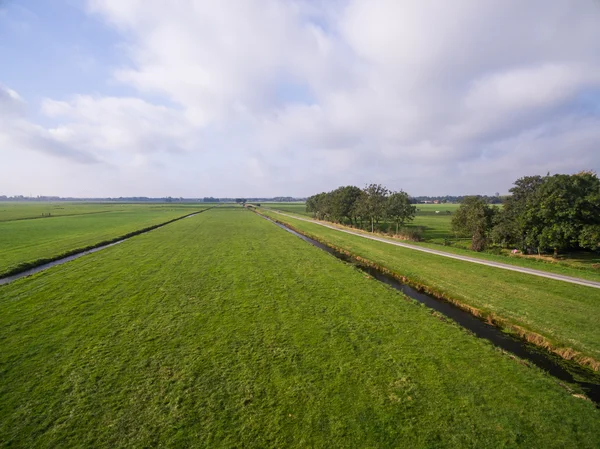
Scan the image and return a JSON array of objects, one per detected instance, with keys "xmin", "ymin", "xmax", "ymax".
[
  {"xmin": 41, "ymin": 95, "xmax": 199, "ymax": 158},
  {"xmin": 3, "ymin": 0, "xmax": 600, "ymax": 196},
  {"xmin": 0, "ymin": 85, "xmax": 99, "ymax": 165}
]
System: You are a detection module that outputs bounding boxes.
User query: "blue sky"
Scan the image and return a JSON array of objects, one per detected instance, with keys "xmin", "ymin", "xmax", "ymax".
[
  {"xmin": 1, "ymin": 0, "xmax": 600, "ymax": 197},
  {"xmin": 1, "ymin": 2, "xmax": 126, "ymax": 102}
]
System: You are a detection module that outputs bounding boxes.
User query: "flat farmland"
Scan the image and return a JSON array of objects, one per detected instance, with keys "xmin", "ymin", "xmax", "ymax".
[
  {"xmin": 0, "ymin": 202, "xmax": 117, "ymax": 222},
  {"xmin": 0, "ymin": 208, "xmax": 598, "ymax": 447},
  {"xmin": 259, "ymin": 209, "xmax": 600, "ymax": 367},
  {"xmin": 261, "ymin": 202, "xmax": 459, "ymax": 240},
  {"xmin": 259, "ymin": 202, "xmax": 311, "ymax": 217},
  {"xmin": 412, "ymin": 203, "xmax": 459, "ymax": 241},
  {"xmin": 0, "ymin": 203, "xmax": 207, "ymax": 278}
]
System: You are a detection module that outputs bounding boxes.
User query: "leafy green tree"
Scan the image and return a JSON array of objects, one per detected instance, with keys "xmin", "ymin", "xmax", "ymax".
[
  {"xmin": 386, "ymin": 191, "xmax": 416, "ymax": 234},
  {"xmin": 493, "ymin": 171, "xmax": 600, "ymax": 256},
  {"xmin": 305, "ymin": 195, "xmax": 318, "ymax": 216},
  {"xmin": 306, "ymin": 192, "xmax": 333, "ymax": 220},
  {"xmin": 579, "ymin": 225, "xmax": 600, "ymax": 251},
  {"xmin": 526, "ymin": 172, "xmax": 600, "ymax": 256},
  {"xmin": 330, "ymin": 186, "xmax": 363, "ymax": 225},
  {"xmin": 452, "ymin": 196, "xmax": 497, "ymax": 251},
  {"xmin": 357, "ymin": 184, "xmax": 389, "ymax": 232},
  {"xmin": 496, "ymin": 175, "xmax": 544, "ymax": 250}
]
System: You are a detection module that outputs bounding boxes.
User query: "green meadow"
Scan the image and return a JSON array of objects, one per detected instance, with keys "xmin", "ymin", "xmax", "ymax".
[
  {"xmin": 262, "ymin": 202, "xmax": 600, "ymax": 278},
  {"xmin": 0, "ymin": 207, "xmax": 598, "ymax": 447},
  {"xmin": 0, "ymin": 203, "xmax": 207, "ymax": 278},
  {"xmin": 261, "ymin": 202, "xmax": 460, "ymax": 240},
  {"xmin": 259, "ymin": 208, "xmax": 600, "ymax": 367}
]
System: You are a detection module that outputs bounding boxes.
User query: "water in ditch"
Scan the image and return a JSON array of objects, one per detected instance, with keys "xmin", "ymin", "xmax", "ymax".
[
  {"xmin": 267, "ymin": 217, "xmax": 600, "ymax": 405},
  {"xmin": 0, "ymin": 210, "xmax": 209, "ymax": 287}
]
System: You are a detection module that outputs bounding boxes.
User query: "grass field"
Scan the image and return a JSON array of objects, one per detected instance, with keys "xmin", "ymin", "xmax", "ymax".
[
  {"xmin": 259, "ymin": 209, "xmax": 600, "ymax": 368},
  {"xmin": 412, "ymin": 203, "xmax": 458, "ymax": 240},
  {"xmin": 262, "ymin": 202, "xmax": 600, "ymax": 277},
  {"xmin": 0, "ymin": 203, "xmax": 207, "ymax": 278},
  {"xmin": 0, "ymin": 202, "xmax": 206, "ymax": 222},
  {"xmin": 260, "ymin": 202, "xmax": 459, "ymax": 240},
  {"xmin": 0, "ymin": 207, "xmax": 598, "ymax": 447},
  {"xmin": 259, "ymin": 202, "xmax": 312, "ymax": 217}
]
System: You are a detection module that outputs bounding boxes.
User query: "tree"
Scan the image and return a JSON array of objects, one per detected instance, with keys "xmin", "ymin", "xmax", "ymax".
[
  {"xmin": 331, "ymin": 186, "xmax": 363, "ymax": 225},
  {"xmin": 306, "ymin": 192, "xmax": 332, "ymax": 220},
  {"xmin": 452, "ymin": 196, "xmax": 497, "ymax": 251},
  {"xmin": 386, "ymin": 191, "xmax": 416, "ymax": 234},
  {"xmin": 357, "ymin": 184, "xmax": 389, "ymax": 232},
  {"xmin": 525, "ymin": 172, "xmax": 600, "ymax": 257},
  {"xmin": 492, "ymin": 175, "xmax": 544, "ymax": 250}
]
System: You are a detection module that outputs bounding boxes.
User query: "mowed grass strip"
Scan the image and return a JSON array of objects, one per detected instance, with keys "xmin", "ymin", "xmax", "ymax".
[
  {"xmin": 259, "ymin": 209, "xmax": 600, "ymax": 365},
  {"xmin": 0, "ymin": 204, "xmax": 206, "ymax": 277},
  {"xmin": 0, "ymin": 208, "xmax": 598, "ymax": 448}
]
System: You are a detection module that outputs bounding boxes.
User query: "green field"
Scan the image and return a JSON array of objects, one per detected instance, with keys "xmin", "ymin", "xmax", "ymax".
[
  {"xmin": 260, "ymin": 202, "xmax": 459, "ymax": 240},
  {"xmin": 0, "ymin": 202, "xmax": 118, "ymax": 222},
  {"xmin": 0, "ymin": 207, "xmax": 598, "ymax": 447},
  {"xmin": 259, "ymin": 202, "xmax": 312, "ymax": 217},
  {"xmin": 262, "ymin": 202, "xmax": 600, "ymax": 276},
  {"xmin": 412, "ymin": 203, "xmax": 459, "ymax": 240},
  {"xmin": 0, "ymin": 203, "xmax": 206, "ymax": 278},
  {"xmin": 259, "ymin": 209, "xmax": 600, "ymax": 368}
]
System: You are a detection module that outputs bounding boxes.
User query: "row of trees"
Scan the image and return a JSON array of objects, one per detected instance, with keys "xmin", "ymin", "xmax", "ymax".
[
  {"xmin": 452, "ymin": 171, "xmax": 600, "ymax": 254},
  {"xmin": 306, "ymin": 184, "xmax": 416, "ymax": 233},
  {"xmin": 412, "ymin": 195, "xmax": 503, "ymax": 204}
]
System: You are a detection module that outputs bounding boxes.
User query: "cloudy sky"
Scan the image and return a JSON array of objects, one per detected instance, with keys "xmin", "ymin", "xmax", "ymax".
[{"xmin": 1, "ymin": 0, "xmax": 600, "ymax": 197}]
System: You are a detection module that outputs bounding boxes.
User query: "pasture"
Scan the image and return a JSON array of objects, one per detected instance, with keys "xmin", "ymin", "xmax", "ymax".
[
  {"xmin": 262, "ymin": 202, "xmax": 600, "ymax": 276},
  {"xmin": 0, "ymin": 203, "xmax": 207, "ymax": 278},
  {"xmin": 261, "ymin": 202, "xmax": 459, "ymax": 240},
  {"xmin": 0, "ymin": 207, "xmax": 598, "ymax": 447},
  {"xmin": 259, "ymin": 208, "xmax": 600, "ymax": 368},
  {"xmin": 0, "ymin": 202, "xmax": 116, "ymax": 222}
]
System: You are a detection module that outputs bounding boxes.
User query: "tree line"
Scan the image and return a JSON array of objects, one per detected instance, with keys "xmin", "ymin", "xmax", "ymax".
[
  {"xmin": 413, "ymin": 195, "xmax": 504, "ymax": 204},
  {"xmin": 452, "ymin": 171, "xmax": 600, "ymax": 255},
  {"xmin": 306, "ymin": 184, "xmax": 416, "ymax": 234}
]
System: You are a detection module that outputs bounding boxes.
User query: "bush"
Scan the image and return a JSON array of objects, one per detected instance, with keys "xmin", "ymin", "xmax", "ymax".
[
  {"xmin": 396, "ymin": 226, "xmax": 423, "ymax": 241},
  {"xmin": 486, "ymin": 246, "xmax": 504, "ymax": 255}
]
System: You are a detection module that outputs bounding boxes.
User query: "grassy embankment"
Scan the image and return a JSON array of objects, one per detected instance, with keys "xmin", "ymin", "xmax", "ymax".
[
  {"xmin": 258, "ymin": 208, "xmax": 600, "ymax": 370},
  {"xmin": 261, "ymin": 203, "xmax": 600, "ymax": 282},
  {"xmin": 0, "ymin": 203, "xmax": 207, "ymax": 278},
  {"xmin": 0, "ymin": 208, "xmax": 598, "ymax": 447}
]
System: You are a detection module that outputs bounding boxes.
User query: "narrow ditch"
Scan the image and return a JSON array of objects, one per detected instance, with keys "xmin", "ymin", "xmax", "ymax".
[
  {"xmin": 262, "ymin": 215, "xmax": 600, "ymax": 405},
  {"xmin": 0, "ymin": 208, "xmax": 212, "ymax": 286}
]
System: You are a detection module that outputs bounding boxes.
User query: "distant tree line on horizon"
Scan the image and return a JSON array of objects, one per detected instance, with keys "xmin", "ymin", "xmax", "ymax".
[
  {"xmin": 452, "ymin": 171, "xmax": 600, "ymax": 255},
  {"xmin": 412, "ymin": 195, "xmax": 503, "ymax": 204},
  {"xmin": 0, "ymin": 195, "xmax": 307, "ymax": 203},
  {"xmin": 306, "ymin": 184, "xmax": 417, "ymax": 235}
]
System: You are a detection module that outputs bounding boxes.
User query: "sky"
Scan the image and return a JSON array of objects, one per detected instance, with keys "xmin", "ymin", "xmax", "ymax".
[{"xmin": 1, "ymin": 0, "xmax": 600, "ymax": 198}]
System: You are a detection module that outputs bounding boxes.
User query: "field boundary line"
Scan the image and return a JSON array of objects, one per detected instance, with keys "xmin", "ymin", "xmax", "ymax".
[
  {"xmin": 0, "ymin": 207, "xmax": 213, "ymax": 285},
  {"xmin": 266, "ymin": 209, "xmax": 600, "ymax": 290}
]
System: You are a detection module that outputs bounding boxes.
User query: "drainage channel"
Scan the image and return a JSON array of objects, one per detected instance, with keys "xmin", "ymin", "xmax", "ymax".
[
  {"xmin": 265, "ymin": 216, "xmax": 600, "ymax": 405},
  {"xmin": 0, "ymin": 209, "xmax": 211, "ymax": 287},
  {"xmin": 0, "ymin": 241, "xmax": 125, "ymax": 286}
]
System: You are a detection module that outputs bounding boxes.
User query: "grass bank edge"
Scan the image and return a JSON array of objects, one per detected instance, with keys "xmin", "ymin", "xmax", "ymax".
[
  {"xmin": 254, "ymin": 207, "xmax": 600, "ymax": 372},
  {"xmin": 0, "ymin": 208, "xmax": 211, "ymax": 280}
]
